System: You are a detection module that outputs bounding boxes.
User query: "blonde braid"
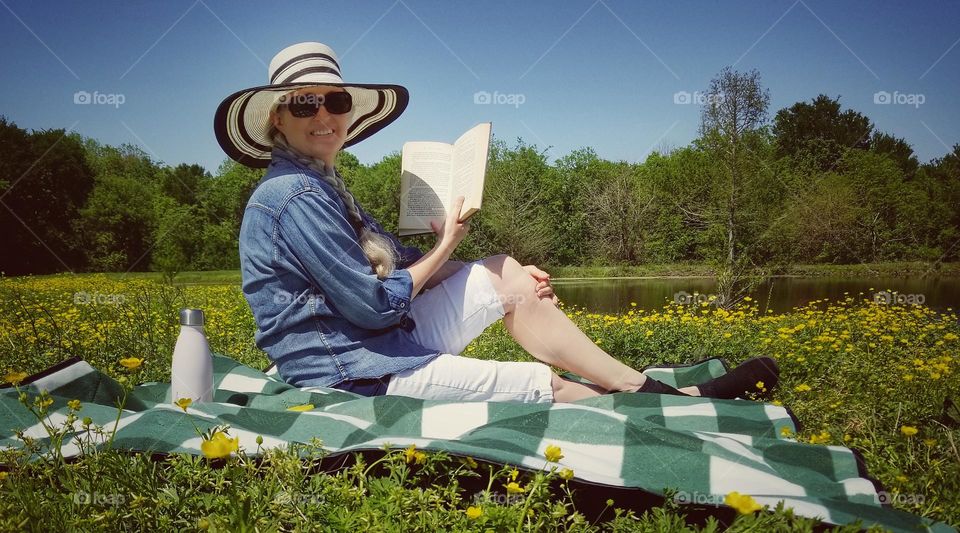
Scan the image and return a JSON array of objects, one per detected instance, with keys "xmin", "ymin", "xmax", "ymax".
[{"xmin": 270, "ymin": 131, "xmax": 398, "ymax": 279}]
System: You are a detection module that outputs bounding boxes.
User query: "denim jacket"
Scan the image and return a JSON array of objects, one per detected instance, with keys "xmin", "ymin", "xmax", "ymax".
[{"xmin": 238, "ymin": 148, "xmax": 442, "ymax": 388}]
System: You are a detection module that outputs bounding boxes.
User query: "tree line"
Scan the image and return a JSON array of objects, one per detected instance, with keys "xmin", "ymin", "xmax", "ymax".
[{"xmin": 1, "ymin": 68, "xmax": 958, "ymax": 278}]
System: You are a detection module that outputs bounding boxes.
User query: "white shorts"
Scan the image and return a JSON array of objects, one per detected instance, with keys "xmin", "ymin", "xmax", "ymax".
[{"xmin": 385, "ymin": 259, "xmax": 555, "ymax": 403}]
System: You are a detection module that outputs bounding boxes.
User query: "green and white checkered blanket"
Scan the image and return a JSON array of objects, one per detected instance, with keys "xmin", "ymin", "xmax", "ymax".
[{"xmin": 1, "ymin": 354, "xmax": 952, "ymax": 532}]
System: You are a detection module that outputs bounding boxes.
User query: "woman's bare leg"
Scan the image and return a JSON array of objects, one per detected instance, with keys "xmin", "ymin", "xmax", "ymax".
[
  {"xmin": 482, "ymin": 254, "xmax": 701, "ymax": 399},
  {"xmin": 552, "ymin": 374, "xmax": 609, "ymax": 402}
]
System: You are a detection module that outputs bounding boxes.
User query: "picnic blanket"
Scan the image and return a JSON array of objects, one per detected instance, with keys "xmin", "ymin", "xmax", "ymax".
[{"xmin": 1, "ymin": 354, "xmax": 953, "ymax": 533}]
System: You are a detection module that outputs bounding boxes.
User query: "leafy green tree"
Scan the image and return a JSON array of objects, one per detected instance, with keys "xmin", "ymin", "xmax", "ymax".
[
  {"xmin": 870, "ymin": 131, "xmax": 919, "ymax": 178},
  {"xmin": 77, "ymin": 141, "xmax": 161, "ymax": 271},
  {"xmin": 78, "ymin": 173, "xmax": 157, "ymax": 271},
  {"xmin": 582, "ymin": 161, "xmax": 651, "ymax": 263},
  {"xmin": 772, "ymin": 94, "xmax": 873, "ymax": 171},
  {"xmin": 160, "ymin": 163, "xmax": 209, "ymax": 206},
  {"xmin": 0, "ymin": 118, "xmax": 94, "ymax": 274},
  {"xmin": 920, "ymin": 144, "xmax": 960, "ymax": 262},
  {"xmin": 150, "ymin": 196, "xmax": 202, "ymax": 278},
  {"xmin": 696, "ymin": 67, "xmax": 776, "ymax": 305},
  {"xmin": 548, "ymin": 148, "xmax": 603, "ymax": 265},
  {"xmin": 642, "ymin": 148, "xmax": 714, "ymax": 262},
  {"xmin": 476, "ymin": 139, "xmax": 555, "ymax": 265}
]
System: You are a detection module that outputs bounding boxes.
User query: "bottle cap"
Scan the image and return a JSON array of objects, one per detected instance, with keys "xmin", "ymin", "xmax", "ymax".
[{"xmin": 179, "ymin": 308, "xmax": 205, "ymax": 326}]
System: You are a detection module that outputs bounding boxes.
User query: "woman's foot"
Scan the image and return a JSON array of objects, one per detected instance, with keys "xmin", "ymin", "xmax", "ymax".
[
  {"xmin": 629, "ymin": 376, "xmax": 689, "ymax": 396},
  {"xmin": 695, "ymin": 357, "xmax": 779, "ymax": 400}
]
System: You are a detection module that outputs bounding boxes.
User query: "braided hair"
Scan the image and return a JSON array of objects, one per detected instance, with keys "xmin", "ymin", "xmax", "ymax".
[{"xmin": 268, "ymin": 128, "xmax": 398, "ymax": 279}]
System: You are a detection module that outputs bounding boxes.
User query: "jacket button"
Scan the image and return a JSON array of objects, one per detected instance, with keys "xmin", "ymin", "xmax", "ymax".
[{"xmin": 399, "ymin": 302, "xmax": 406, "ymax": 308}]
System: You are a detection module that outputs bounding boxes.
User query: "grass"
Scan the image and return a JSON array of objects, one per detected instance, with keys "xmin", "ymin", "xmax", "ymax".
[{"xmin": 1, "ymin": 273, "xmax": 958, "ymax": 531}]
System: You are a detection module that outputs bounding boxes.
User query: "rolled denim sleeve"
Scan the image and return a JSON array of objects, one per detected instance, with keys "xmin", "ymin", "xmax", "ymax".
[{"xmin": 278, "ymin": 190, "xmax": 413, "ymax": 330}]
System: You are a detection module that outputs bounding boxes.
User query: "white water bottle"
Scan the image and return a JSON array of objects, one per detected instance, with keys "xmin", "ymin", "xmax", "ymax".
[{"xmin": 170, "ymin": 308, "xmax": 214, "ymax": 404}]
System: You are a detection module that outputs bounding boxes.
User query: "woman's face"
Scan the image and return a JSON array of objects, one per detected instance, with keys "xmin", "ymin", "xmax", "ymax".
[{"xmin": 271, "ymin": 86, "xmax": 351, "ymax": 164}]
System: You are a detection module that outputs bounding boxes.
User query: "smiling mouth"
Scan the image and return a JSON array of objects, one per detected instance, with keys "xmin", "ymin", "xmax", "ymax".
[{"xmin": 310, "ymin": 128, "xmax": 334, "ymax": 137}]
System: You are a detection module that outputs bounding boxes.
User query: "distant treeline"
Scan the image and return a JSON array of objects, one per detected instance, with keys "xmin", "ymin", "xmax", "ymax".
[{"xmin": 1, "ymin": 92, "xmax": 958, "ymax": 276}]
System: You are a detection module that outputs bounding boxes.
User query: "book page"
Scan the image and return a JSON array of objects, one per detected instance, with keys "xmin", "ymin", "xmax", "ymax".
[
  {"xmin": 452, "ymin": 122, "xmax": 492, "ymax": 218},
  {"xmin": 399, "ymin": 142, "xmax": 452, "ymax": 235}
]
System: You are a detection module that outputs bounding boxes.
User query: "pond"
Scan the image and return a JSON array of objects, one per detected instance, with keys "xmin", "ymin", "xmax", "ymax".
[{"xmin": 551, "ymin": 276, "xmax": 960, "ymax": 314}]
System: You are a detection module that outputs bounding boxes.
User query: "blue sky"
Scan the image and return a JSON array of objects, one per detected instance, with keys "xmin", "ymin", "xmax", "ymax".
[{"xmin": 1, "ymin": 0, "xmax": 958, "ymax": 174}]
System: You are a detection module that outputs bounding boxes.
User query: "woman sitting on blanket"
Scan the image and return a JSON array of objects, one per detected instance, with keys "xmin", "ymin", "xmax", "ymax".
[{"xmin": 215, "ymin": 42, "xmax": 779, "ymax": 403}]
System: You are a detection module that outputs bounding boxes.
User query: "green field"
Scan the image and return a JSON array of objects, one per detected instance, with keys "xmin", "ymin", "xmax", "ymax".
[{"xmin": 1, "ymin": 273, "xmax": 957, "ymax": 530}]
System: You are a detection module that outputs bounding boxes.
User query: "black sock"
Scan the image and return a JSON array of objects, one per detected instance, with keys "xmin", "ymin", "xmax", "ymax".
[
  {"xmin": 633, "ymin": 377, "xmax": 689, "ymax": 396},
  {"xmin": 696, "ymin": 357, "xmax": 779, "ymax": 400}
]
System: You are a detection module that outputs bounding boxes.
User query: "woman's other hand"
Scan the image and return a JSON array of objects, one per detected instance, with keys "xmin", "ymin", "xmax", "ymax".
[
  {"xmin": 523, "ymin": 265, "xmax": 559, "ymax": 305},
  {"xmin": 430, "ymin": 195, "xmax": 470, "ymax": 252}
]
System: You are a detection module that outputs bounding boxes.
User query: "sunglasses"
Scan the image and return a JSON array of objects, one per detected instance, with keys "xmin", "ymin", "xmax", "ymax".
[{"xmin": 282, "ymin": 91, "xmax": 353, "ymax": 117}]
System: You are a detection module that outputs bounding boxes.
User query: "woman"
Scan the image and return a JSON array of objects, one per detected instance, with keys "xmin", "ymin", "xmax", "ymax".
[{"xmin": 215, "ymin": 42, "xmax": 778, "ymax": 403}]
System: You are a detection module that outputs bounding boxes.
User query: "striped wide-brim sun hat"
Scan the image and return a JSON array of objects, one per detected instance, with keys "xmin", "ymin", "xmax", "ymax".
[{"xmin": 214, "ymin": 41, "xmax": 409, "ymax": 168}]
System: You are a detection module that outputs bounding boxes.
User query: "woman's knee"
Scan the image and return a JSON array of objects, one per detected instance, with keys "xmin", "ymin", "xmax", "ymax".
[{"xmin": 481, "ymin": 254, "xmax": 537, "ymax": 312}]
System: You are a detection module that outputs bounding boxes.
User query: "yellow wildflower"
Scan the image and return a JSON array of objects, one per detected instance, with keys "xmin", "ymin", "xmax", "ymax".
[
  {"xmin": 175, "ymin": 398, "xmax": 193, "ymax": 412},
  {"xmin": 506, "ymin": 482, "xmax": 526, "ymax": 494},
  {"xmin": 510, "ymin": 468, "xmax": 519, "ymax": 481},
  {"xmin": 404, "ymin": 444, "xmax": 417, "ymax": 463},
  {"xmin": 725, "ymin": 491, "xmax": 762, "ymax": 514},
  {"xmin": 900, "ymin": 425, "xmax": 918, "ymax": 437},
  {"xmin": 794, "ymin": 384, "xmax": 811, "ymax": 392},
  {"xmin": 3, "ymin": 371, "xmax": 28, "ymax": 385},
  {"xmin": 201, "ymin": 430, "xmax": 239, "ymax": 459},
  {"xmin": 286, "ymin": 403, "xmax": 314, "ymax": 412},
  {"xmin": 780, "ymin": 426, "xmax": 792, "ymax": 437},
  {"xmin": 465, "ymin": 506, "xmax": 483, "ymax": 519},
  {"xmin": 544, "ymin": 444, "xmax": 564, "ymax": 463},
  {"xmin": 923, "ymin": 438, "xmax": 937, "ymax": 447},
  {"xmin": 559, "ymin": 468, "xmax": 575, "ymax": 480},
  {"xmin": 67, "ymin": 399, "xmax": 82, "ymax": 411},
  {"xmin": 119, "ymin": 357, "xmax": 143, "ymax": 370}
]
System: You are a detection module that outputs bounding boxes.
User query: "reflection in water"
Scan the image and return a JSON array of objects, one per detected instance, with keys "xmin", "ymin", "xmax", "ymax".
[{"xmin": 552, "ymin": 277, "xmax": 960, "ymax": 314}]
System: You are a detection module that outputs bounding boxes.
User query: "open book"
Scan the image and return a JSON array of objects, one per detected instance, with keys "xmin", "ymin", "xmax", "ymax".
[{"xmin": 398, "ymin": 122, "xmax": 492, "ymax": 236}]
